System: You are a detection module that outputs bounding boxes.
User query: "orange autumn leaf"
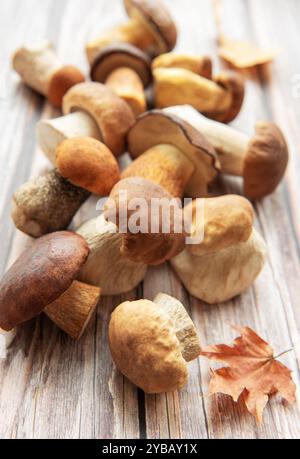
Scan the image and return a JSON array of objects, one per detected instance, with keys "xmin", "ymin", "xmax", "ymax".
[
  {"xmin": 218, "ymin": 34, "xmax": 279, "ymax": 69},
  {"xmin": 200, "ymin": 327, "xmax": 296, "ymax": 424}
]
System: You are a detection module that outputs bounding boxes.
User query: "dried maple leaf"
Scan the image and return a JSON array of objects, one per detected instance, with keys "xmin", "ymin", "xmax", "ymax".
[
  {"xmin": 218, "ymin": 34, "xmax": 278, "ymax": 69},
  {"xmin": 200, "ymin": 327, "xmax": 296, "ymax": 424}
]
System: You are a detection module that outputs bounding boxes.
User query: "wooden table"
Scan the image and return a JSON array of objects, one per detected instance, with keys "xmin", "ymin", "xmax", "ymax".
[{"xmin": 0, "ymin": 0, "xmax": 300, "ymax": 440}]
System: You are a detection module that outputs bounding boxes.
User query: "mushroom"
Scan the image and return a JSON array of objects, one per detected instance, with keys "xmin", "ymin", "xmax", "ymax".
[
  {"xmin": 122, "ymin": 109, "xmax": 220, "ymax": 198},
  {"xmin": 153, "ymin": 68, "xmax": 245, "ymax": 123},
  {"xmin": 12, "ymin": 138, "xmax": 120, "ymax": 238},
  {"xmin": 152, "ymin": 53, "xmax": 213, "ymax": 80},
  {"xmin": 86, "ymin": 0, "xmax": 177, "ymax": 64},
  {"xmin": 0, "ymin": 232, "xmax": 101, "ymax": 340},
  {"xmin": 170, "ymin": 197, "xmax": 267, "ymax": 304},
  {"xmin": 76, "ymin": 214, "xmax": 147, "ymax": 295},
  {"xmin": 90, "ymin": 43, "xmax": 152, "ymax": 117},
  {"xmin": 109, "ymin": 293, "xmax": 201, "ymax": 393},
  {"xmin": 37, "ymin": 82, "xmax": 135, "ymax": 163},
  {"xmin": 12, "ymin": 41, "xmax": 85, "ymax": 108},
  {"xmin": 167, "ymin": 105, "xmax": 289, "ymax": 199},
  {"xmin": 104, "ymin": 177, "xmax": 186, "ymax": 265}
]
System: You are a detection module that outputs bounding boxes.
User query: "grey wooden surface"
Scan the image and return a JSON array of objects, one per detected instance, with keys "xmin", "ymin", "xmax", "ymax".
[{"xmin": 0, "ymin": 0, "xmax": 300, "ymax": 439}]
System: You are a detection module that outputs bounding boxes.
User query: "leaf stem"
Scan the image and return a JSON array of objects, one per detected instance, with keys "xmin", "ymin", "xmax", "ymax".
[{"xmin": 273, "ymin": 348, "xmax": 294, "ymax": 360}]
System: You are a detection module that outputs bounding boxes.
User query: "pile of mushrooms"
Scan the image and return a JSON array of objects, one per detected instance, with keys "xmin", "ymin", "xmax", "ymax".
[{"xmin": 2, "ymin": 0, "xmax": 291, "ymax": 395}]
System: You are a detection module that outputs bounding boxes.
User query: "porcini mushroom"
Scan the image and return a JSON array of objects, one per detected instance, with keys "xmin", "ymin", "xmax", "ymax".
[
  {"xmin": 12, "ymin": 41, "xmax": 85, "ymax": 108},
  {"xmin": 109, "ymin": 293, "xmax": 201, "ymax": 393},
  {"xmin": 90, "ymin": 43, "xmax": 151, "ymax": 117},
  {"xmin": 104, "ymin": 177, "xmax": 186, "ymax": 265},
  {"xmin": 153, "ymin": 68, "xmax": 245, "ymax": 123},
  {"xmin": 167, "ymin": 105, "xmax": 289, "ymax": 199},
  {"xmin": 152, "ymin": 53, "xmax": 213, "ymax": 80},
  {"xmin": 170, "ymin": 197, "xmax": 267, "ymax": 304},
  {"xmin": 37, "ymin": 82, "xmax": 135, "ymax": 163},
  {"xmin": 122, "ymin": 110, "xmax": 220, "ymax": 198},
  {"xmin": 76, "ymin": 214, "xmax": 147, "ymax": 295},
  {"xmin": 86, "ymin": 0, "xmax": 177, "ymax": 64},
  {"xmin": 12, "ymin": 138, "xmax": 120, "ymax": 238},
  {"xmin": 0, "ymin": 328, "xmax": 16, "ymax": 359},
  {"xmin": 0, "ymin": 232, "xmax": 101, "ymax": 340}
]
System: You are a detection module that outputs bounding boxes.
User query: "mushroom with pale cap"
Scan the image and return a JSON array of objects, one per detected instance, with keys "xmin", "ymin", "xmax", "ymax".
[
  {"xmin": 109, "ymin": 293, "xmax": 201, "ymax": 393},
  {"xmin": 170, "ymin": 196, "xmax": 267, "ymax": 304},
  {"xmin": 12, "ymin": 137, "xmax": 120, "ymax": 238},
  {"xmin": 37, "ymin": 82, "xmax": 135, "ymax": 163},
  {"xmin": 76, "ymin": 214, "xmax": 147, "ymax": 295},
  {"xmin": 0, "ymin": 232, "xmax": 101, "ymax": 340},
  {"xmin": 91, "ymin": 43, "xmax": 152, "ymax": 117},
  {"xmin": 12, "ymin": 41, "xmax": 85, "ymax": 108},
  {"xmin": 122, "ymin": 109, "xmax": 220, "ymax": 198},
  {"xmin": 152, "ymin": 53, "xmax": 213, "ymax": 80},
  {"xmin": 153, "ymin": 66, "xmax": 245, "ymax": 123},
  {"xmin": 167, "ymin": 105, "xmax": 289, "ymax": 199},
  {"xmin": 86, "ymin": 0, "xmax": 177, "ymax": 64},
  {"xmin": 104, "ymin": 177, "xmax": 186, "ymax": 265}
]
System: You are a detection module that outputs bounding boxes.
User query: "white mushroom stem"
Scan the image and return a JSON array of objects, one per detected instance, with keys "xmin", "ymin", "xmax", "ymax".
[
  {"xmin": 0, "ymin": 328, "xmax": 16, "ymax": 359},
  {"xmin": 166, "ymin": 105, "xmax": 250, "ymax": 176},
  {"xmin": 86, "ymin": 19, "xmax": 155, "ymax": 64},
  {"xmin": 37, "ymin": 111, "xmax": 101, "ymax": 164},
  {"xmin": 12, "ymin": 41, "xmax": 61, "ymax": 95},
  {"xmin": 76, "ymin": 215, "xmax": 147, "ymax": 295},
  {"xmin": 154, "ymin": 293, "xmax": 201, "ymax": 362}
]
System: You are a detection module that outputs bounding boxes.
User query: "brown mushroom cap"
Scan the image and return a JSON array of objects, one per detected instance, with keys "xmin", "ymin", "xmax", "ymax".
[
  {"xmin": 62, "ymin": 82, "xmax": 135, "ymax": 157},
  {"xmin": 109, "ymin": 299, "xmax": 188, "ymax": 393},
  {"xmin": 185, "ymin": 195, "xmax": 254, "ymax": 256},
  {"xmin": 48, "ymin": 65, "xmax": 85, "ymax": 109},
  {"xmin": 55, "ymin": 137, "xmax": 120, "ymax": 195},
  {"xmin": 127, "ymin": 110, "xmax": 220, "ymax": 197},
  {"xmin": 243, "ymin": 122, "xmax": 289, "ymax": 199},
  {"xmin": 0, "ymin": 232, "xmax": 89, "ymax": 331},
  {"xmin": 124, "ymin": 0, "xmax": 177, "ymax": 54},
  {"xmin": 90, "ymin": 43, "xmax": 152, "ymax": 87},
  {"xmin": 104, "ymin": 177, "xmax": 185, "ymax": 265},
  {"xmin": 206, "ymin": 71, "xmax": 245, "ymax": 123}
]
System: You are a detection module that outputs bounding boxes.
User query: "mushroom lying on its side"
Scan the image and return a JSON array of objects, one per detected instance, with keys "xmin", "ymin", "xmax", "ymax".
[
  {"xmin": 167, "ymin": 105, "xmax": 289, "ymax": 199},
  {"xmin": 123, "ymin": 109, "xmax": 220, "ymax": 198},
  {"xmin": 153, "ymin": 60, "xmax": 245, "ymax": 123},
  {"xmin": 109, "ymin": 293, "xmax": 201, "ymax": 393},
  {"xmin": 76, "ymin": 215, "xmax": 147, "ymax": 295},
  {"xmin": 12, "ymin": 137, "xmax": 120, "ymax": 238},
  {"xmin": 12, "ymin": 41, "xmax": 85, "ymax": 108},
  {"xmin": 86, "ymin": 0, "xmax": 177, "ymax": 63},
  {"xmin": 37, "ymin": 82, "xmax": 135, "ymax": 163},
  {"xmin": 170, "ymin": 197, "xmax": 267, "ymax": 304},
  {"xmin": 0, "ymin": 232, "xmax": 101, "ymax": 340}
]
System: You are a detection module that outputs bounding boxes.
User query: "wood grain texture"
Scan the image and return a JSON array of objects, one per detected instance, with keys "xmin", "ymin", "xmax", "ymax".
[{"xmin": 0, "ymin": 0, "xmax": 300, "ymax": 439}]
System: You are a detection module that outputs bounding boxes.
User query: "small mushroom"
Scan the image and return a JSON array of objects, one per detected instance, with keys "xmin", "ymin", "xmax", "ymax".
[
  {"xmin": 12, "ymin": 41, "xmax": 85, "ymax": 108},
  {"xmin": 86, "ymin": 0, "xmax": 177, "ymax": 64},
  {"xmin": 122, "ymin": 109, "xmax": 220, "ymax": 198},
  {"xmin": 76, "ymin": 214, "xmax": 147, "ymax": 295},
  {"xmin": 12, "ymin": 138, "xmax": 120, "ymax": 238},
  {"xmin": 104, "ymin": 177, "xmax": 186, "ymax": 265},
  {"xmin": 37, "ymin": 82, "xmax": 135, "ymax": 163},
  {"xmin": 167, "ymin": 105, "xmax": 289, "ymax": 199},
  {"xmin": 170, "ymin": 197, "xmax": 267, "ymax": 304},
  {"xmin": 153, "ymin": 67, "xmax": 245, "ymax": 123},
  {"xmin": 109, "ymin": 293, "xmax": 201, "ymax": 393},
  {"xmin": 91, "ymin": 43, "xmax": 152, "ymax": 117},
  {"xmin": 152, "ymin": 53, "xmax": 213, "ymax": 79},
  {"xmin": 0, "ymin": 232, "xmax": 101, "ymax": 340}
]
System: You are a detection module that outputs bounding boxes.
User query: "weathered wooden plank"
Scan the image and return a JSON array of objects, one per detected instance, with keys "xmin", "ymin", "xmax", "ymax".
[{"xmin": 1, "ymin": 0, "xmax": 300, "ymax": 440}]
